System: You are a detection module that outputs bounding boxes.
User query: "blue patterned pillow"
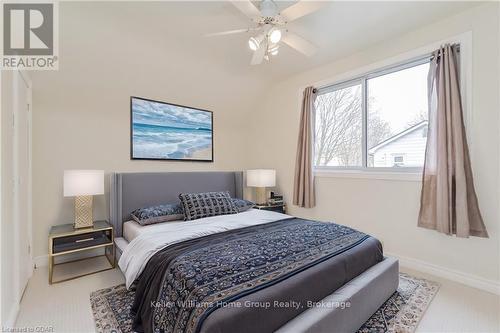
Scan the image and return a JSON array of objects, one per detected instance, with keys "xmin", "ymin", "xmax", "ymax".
[
  {"xmin": 179, "ymin": 191, "xmax": 238, "ymax": 221},
  {"xmin": 232, "ymin": 198, "xmax": 255, "ymax": 213},
  {"xmin": 131, "ymin": 203, "xmax": 184, "ymax": 226}
]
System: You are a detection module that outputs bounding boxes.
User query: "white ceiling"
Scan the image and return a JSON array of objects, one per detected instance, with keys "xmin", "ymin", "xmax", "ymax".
[{"xmin": 59, "ymin": 1, "xmax": 482, "ymax": 82}]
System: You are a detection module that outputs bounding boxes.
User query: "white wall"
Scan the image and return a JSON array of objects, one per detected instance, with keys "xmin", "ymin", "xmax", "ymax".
[
  {"xmin": 1, "ymin": 71, "xmax": 17, "ymax": 326},
  {"xmin": 249, "ymin": 3, "xmax": 500, "ymax": 288},
  {"xmin": 29, "ymin": 3, "xmax": 264, "ymax": 260},
  {"xmin": 28, "ymin": 2, "xmax": 500, "ymax": 292}
]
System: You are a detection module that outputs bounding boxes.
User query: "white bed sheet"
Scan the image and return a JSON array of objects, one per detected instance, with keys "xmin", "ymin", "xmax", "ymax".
[
  {"xmin": 118, "ymin": 209, "xmax": 290, "ymax": 288},
  {"xmin": 123, "ymin": 219, "xmax": 187, "ymax": 242}
]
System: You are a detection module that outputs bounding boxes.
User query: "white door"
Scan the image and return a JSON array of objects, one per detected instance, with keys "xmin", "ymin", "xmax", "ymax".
[{"xmin": 13, "ymin": 70, "xmax": 32, "ymax": 300}]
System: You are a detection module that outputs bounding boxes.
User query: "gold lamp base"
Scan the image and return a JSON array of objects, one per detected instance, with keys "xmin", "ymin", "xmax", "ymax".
[
  {"xmin": 255, "ymin": 187, "xmax": 267, "ymax": 205},
  {"xmin": 74, "ymin": 195, "xmax": 94, "ymax": 229}
]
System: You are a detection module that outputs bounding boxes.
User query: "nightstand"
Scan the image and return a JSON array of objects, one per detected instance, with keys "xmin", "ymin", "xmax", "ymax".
[
  {"xmin": 48, "ymin": 220, "xmax": 115, "ymax": 284},
  {"xmin": 254, "ymin": 203, "xmax": 286, "ymax": 214}
]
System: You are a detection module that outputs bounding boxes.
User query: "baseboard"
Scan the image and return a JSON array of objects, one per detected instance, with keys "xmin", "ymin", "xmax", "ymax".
[
  {"xmin": 3, "ymin": 301, "xmax": 20, "ymax": 328},
  {"xmin": 386, "ymin": 252, "xmax": 500, "ymax": 295},
  {"xmin": 34, "ymin": 249, "xmax": 500, "ymax": 294},
  {"xmin": 34, "ymin": 248, "xmax": 105, "ymax": 268}
]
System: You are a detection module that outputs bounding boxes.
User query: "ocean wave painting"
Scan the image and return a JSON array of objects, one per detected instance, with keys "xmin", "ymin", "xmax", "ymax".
[{"xmin": 131, "ymin": 97, "xmax": 213, "ymax": 161}]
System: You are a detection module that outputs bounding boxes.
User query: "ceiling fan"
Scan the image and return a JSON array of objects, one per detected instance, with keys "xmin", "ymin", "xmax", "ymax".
[{"xmin": 206, "ymin": 0, "xmax": 326, "ymax": 65}]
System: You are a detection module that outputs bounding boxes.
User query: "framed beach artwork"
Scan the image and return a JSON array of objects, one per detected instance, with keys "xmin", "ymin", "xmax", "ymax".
[{"xmin": 130, "ymin": 96, "xmax": 213, "ymax": 161}]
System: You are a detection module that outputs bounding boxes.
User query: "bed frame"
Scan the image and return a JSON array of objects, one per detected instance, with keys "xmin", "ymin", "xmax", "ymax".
[
  {"xmin": 109, "ymin": 171, "xmax": 398, "ymax": 333},
  {"xmin": 109, "ymin": 171, "xmax": 244, "ymax": 237}
]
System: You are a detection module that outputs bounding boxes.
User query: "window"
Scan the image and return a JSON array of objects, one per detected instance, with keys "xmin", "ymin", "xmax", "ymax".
[
  {"xmin": 393, "ymin": 155, "xmax": 405, "ymax": 167},
  {"xmin": 314, "ymin": 82, "xmax": 362, "ymax": 167},
  {"xmin": 314, "ymin": 58, "xmax": 430, "ymax": 170}
]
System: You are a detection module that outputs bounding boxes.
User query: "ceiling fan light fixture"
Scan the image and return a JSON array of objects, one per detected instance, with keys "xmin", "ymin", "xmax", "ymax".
[
  {"xmin": 221, "ymin": 0, "xmax": 322, "ymax": 65},
  {"xmin": 269, "ymin": 29, "xmax": 282, "ymax": 44},
  {"xmin": 268, "ymin": 43, "xmax": 279, "ymax": 56},
  {"xmin": 248, "ymin": 33, "xmax": 265, "ymax": 51},
  {"xmin": 248, "ymin": 36, "xmax": 260, "ymax": 51}
]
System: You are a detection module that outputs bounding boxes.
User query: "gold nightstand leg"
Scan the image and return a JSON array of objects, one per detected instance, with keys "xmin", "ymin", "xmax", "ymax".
[
  {"xmin": 49, "ymin": 255, "xmax": 53, "ymax": 285},
  {"xmin": 111, "ymin": 228, "xmax": 115, "ymax": 268},
  {"xmin": 104, "ymin": 229, "xmax": 116, "ymax": 268},
  {"xmin": 112, "ymin": 243, "xmax": 116, "ymax": 268},
  {"xmin": 48, "ymin": 236, "xmax": 53, "ymax": 285},
  {"xmin": 104, "ymin": 244, "xmax": 115, "ymax": 268}
]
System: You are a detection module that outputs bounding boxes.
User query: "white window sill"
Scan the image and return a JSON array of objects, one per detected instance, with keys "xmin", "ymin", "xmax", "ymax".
[{"xmin": 314, "ymin": 169, "xmax": 422, "ymax": 182}]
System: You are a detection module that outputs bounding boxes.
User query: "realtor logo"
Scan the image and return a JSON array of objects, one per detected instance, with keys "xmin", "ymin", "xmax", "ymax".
[
  {"xmin": 1, "ymin": 2, "xmax": 58, "ymax": 70},
  {"xmin": 4, "ymin": 3, "xmax": 53, "ymax": 55}
]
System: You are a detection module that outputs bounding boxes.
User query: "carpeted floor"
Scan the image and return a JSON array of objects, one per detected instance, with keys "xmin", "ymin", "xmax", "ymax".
[{"xmin": 90, "ymin": 273, "xmax": 439, "ymax": 333}]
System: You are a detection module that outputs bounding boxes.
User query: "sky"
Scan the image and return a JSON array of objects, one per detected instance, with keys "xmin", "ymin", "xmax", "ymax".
[
  {"xmin": 368, "ymin": 62, "xmax": 429, "ymax": 135},
  {"xmin": 132, "ymin": 98, "xmax": 211, "ymax": 129}
]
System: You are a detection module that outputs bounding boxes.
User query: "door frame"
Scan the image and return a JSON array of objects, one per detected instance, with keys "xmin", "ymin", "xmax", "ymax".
[{"xmin": 12, "ymin": 69, "xmax": 33, "ymax": 302}]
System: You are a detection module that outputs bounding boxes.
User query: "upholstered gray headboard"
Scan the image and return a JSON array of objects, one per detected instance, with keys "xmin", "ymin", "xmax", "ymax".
[{"xmin": 109, "ymin": 171, "xmax": 244, "ymax": 237}]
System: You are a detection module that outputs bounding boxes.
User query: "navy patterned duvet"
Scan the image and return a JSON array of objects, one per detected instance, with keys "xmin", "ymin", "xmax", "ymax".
[{"xmin": 131, "ymin": 217, "xmax": 383, "ymax": 333}]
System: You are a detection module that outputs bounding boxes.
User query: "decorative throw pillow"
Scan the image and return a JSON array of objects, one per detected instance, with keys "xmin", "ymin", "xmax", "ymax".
[
  {"xmin": 179, "ymin": 191, "xmax": 238, "ymax": 221},
  {"xmin": 232, "ymin": 198, "xmax": 255, "ymax": 213},
  {"xmin": 131, "ymin": 203, "xmax": 184, "ymax": 226}
]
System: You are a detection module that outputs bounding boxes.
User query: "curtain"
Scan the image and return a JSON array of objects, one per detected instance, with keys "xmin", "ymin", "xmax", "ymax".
[
  {"xmin": 418, "ymin": 44, "xmax": 488, "ymax": 238},
  {"xmin": 293, "ymin": 86, "xmax": 316, "ymax": 208}
]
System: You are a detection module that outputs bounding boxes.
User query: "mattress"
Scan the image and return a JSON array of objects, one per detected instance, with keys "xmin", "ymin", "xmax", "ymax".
[
  {"xmin": 123, "ymin": 221, "xmax": 140, "ymax": 242},
  {"xmin": 123, "ymin": 220, "xmax": 148, "ymax": 242}
]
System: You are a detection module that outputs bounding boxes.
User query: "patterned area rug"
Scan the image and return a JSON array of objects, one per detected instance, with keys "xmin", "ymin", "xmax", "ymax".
[{"xmin": 90, "ymin": 273, "xmax": 439, "ymax": 333}]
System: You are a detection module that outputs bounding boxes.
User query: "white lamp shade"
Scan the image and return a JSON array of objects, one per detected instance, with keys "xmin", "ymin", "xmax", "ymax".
[
  {"xmin": 64, "ymin": 170, "xmax": 104, "ymax": 197},
  {"xmin": 246, "ymin": 169, "xmax": 276, "ymax": 187}
]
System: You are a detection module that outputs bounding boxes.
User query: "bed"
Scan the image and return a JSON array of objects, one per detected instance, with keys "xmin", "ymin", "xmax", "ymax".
[{"xmin": 110, "ymin": 172, "xmax": 398, "ymax": 333}]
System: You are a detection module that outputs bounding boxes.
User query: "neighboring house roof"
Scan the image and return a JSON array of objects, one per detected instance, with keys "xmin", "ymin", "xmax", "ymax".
[{"xmin": 369, "ymin": 120, "xmax": 428, "ymax": 154}]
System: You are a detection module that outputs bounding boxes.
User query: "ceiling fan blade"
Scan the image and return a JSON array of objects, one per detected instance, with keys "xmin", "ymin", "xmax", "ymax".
[
  {"xmin": 282, "ymin": 32, "xmax": 318, "ymax": 57},
  {"xmin": 280, "ymin": 1, "xmax": 327, "ymax": 22},
  {"xmin": 251, "ymin": 43, "xmax": 267, "ymax": 65},
  {"xmin": 230, "ymin": 1, "xmax": 262, "ymax": 20},
  {"xmin": 205, "ymin": 28, "xmax": 254, "ymax": 37}
]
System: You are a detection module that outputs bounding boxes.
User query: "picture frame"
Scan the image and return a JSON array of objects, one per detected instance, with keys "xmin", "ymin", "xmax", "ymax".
[{"xmin": 130, "ymin": 96, "xmax": 214, "ymax": 162}]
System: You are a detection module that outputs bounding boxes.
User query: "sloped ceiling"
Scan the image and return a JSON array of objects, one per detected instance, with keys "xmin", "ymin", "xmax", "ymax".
[
  {"xmin": 32, "ymin": 1, "xmax": 482, "ymax": 89},
  {"xmin": 54, "ymin": 1, "xmax": 479, "ymax": 80}
]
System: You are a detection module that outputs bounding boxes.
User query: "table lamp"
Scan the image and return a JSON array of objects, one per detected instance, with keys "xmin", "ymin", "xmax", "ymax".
[
  {"xmin": 246, "ymin": 169, "xmax": 276, "ymax": 205},
  {"xmin": 64, "ymin": 170, "xmax": 104, "ymax": 229}
]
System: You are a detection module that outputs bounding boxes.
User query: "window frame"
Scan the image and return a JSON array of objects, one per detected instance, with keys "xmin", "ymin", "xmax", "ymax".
[{"xmin": 314, "ymin": 55, "xmax": 434, "ymax": 174}]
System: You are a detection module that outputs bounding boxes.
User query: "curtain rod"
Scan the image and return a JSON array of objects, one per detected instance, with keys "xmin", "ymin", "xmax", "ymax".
[{"xmin": 312, "ymin": 43, "xmax": 461, "ymax": 94}]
